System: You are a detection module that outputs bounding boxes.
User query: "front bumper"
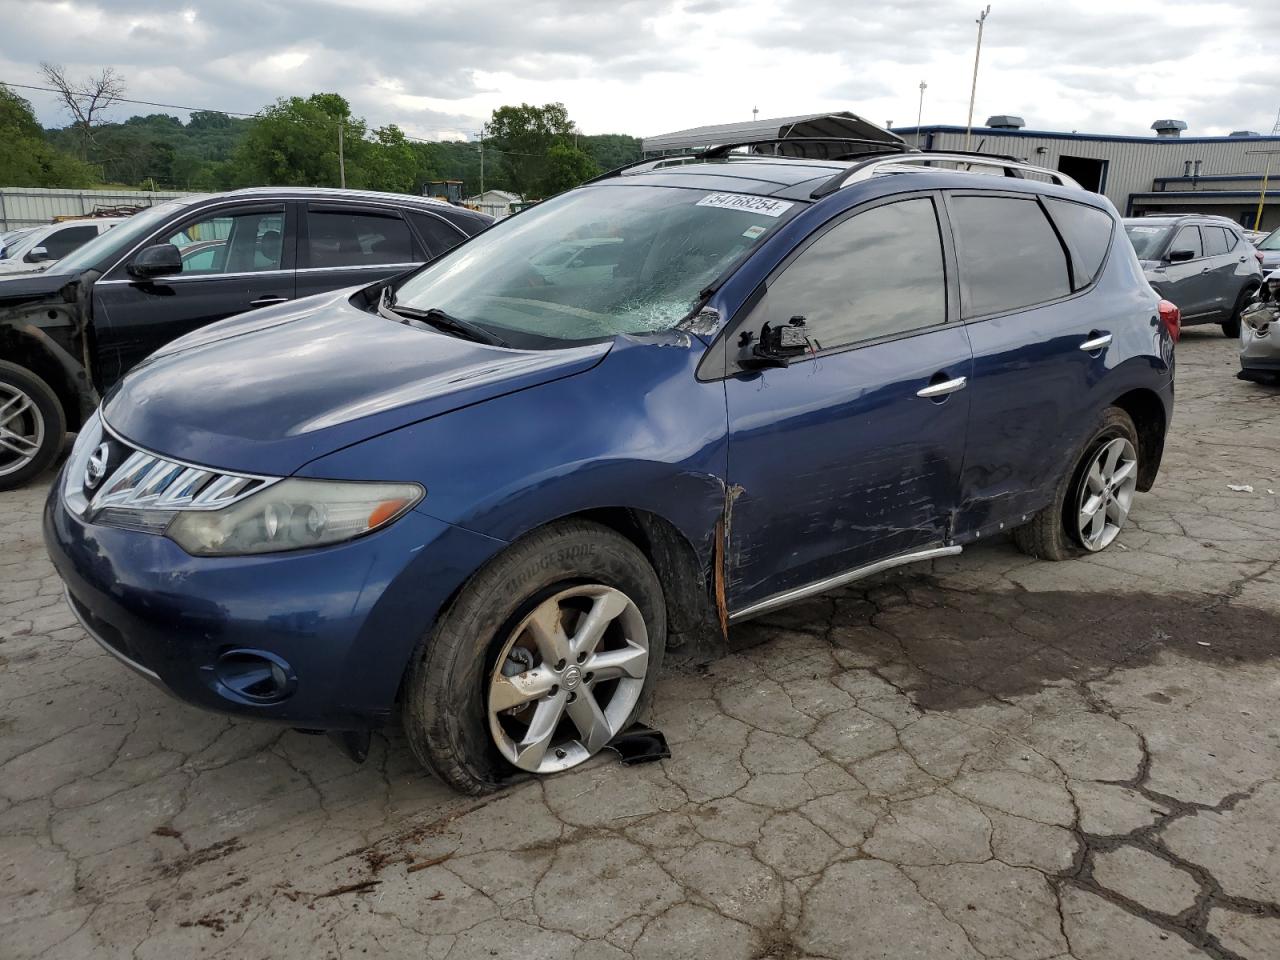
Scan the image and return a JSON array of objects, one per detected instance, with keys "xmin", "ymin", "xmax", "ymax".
[{"xmin": 43, "ymin": 471, "xmax": 505, "ymax": 729}]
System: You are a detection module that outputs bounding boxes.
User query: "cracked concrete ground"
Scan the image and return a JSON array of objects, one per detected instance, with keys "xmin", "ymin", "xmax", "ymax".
[{"xmin": 3, "ymin": 328, "xmax": 1279, "ymax": 959}]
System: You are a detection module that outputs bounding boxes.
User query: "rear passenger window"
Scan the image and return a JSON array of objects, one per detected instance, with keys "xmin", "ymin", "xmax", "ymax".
[
  {"xmin": 1045, "ymin": 199, "xmax": 1114, "ymax": 289},
  {"xmin": 950, "ymin": 196, "xmax": 1071, "ymax": 317},
  {"xmin": 307, "ymin": 209, "xmax": 417, "ymax": 268},
  {"xmin": 753, "ymin": 197, "xmax": 946, "ymax": 351},
  {"xmin": 409, "ymin": 212, "xmax": 466, "ymax": 256},
  {"xmin": 1202, "ymin": 226, "xmax": 1230, "ymax": 256}
]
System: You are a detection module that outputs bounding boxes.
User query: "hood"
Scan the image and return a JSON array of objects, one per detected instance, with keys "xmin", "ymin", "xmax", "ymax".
[
  {"xmin": 103, "ymin": 290, "xmax": 611, "ymax": 476},
  {"xmin": 0, "ymin": 269, "xmax": 75, "ymax": 305}
]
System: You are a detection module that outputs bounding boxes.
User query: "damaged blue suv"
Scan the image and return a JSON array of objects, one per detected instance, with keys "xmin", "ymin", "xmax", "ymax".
[{"xmin": 45, "ymin": 144, "xmax": 1177, "ymax": 793}]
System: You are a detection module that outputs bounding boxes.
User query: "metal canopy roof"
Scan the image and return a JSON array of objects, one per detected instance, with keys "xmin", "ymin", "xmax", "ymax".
[{"xmin": 641, "ymin": 112, "xmax": 904, "ymax": 154}]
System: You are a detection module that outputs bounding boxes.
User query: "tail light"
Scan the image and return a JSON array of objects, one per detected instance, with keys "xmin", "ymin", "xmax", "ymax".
[
  {"xmin": 1256, "ymin": 251, "xmax": 1266, "ymax": 266},
  {"xmin": 1158, "ymin": 299, "xmax": 1180, "ymax": 343}
]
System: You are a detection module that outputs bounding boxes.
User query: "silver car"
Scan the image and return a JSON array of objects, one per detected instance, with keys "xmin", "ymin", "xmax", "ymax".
[
  {"xmin": 1257, "ymin": 228, "xmax": 1280, "ymax": 277},
  {"xmin": 1239, "ymin": 269, "xmax": 1280, "ymax": 384}
]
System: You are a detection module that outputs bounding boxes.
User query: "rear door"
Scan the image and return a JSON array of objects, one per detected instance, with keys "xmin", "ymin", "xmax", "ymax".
[
  {"xmin": 1200, "ymin": 225, "xmax": 1240, "ymax": 318},
  {"xmin": 949, "ymin": 192, "xmax": 1119, "ymax": 536},
  {"xmin": 295, "ymin": 203, "xmax": 425, "ymax": 300},
  {"xmin": 722, "ymin": 193, "xmax": 972, "ymax": 612},
  {"xmin": 91, "ymin": 202, "xmax": 294, "ymax": 386}
]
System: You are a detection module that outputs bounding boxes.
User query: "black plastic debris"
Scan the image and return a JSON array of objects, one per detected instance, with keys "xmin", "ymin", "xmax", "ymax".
[{"xmin": 606, "ymin": 723, "xmax": 671, "ymax": 765}]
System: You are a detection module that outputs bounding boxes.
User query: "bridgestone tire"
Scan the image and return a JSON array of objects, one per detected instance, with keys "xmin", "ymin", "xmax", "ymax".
[
  {"xmin": 0, "ymin": 360, "xmax": 66, "ymax": 492},
  {"xmin": 400, "ymin": 519, "xmax": 667, "ymax": 794},
  {"xmin": 1013, "ymin": 407, "xmax": 1139, "ymax": 561}
]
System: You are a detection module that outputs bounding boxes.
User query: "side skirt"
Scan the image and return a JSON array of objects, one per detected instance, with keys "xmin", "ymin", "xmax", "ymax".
[{"xmin": 727, "ymin": 545, "xmax": 962, "ymax": 624}]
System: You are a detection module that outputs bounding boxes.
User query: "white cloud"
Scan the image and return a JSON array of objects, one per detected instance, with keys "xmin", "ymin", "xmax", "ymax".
[{"xmin": 2, "ymin": 0, "xmax": 1275, "ymax": 140}]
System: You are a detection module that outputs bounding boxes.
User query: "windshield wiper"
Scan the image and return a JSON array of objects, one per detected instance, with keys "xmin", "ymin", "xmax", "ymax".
[{"xmin": 376, "ymin": 287, "xmax": 508, "ymax": 347}]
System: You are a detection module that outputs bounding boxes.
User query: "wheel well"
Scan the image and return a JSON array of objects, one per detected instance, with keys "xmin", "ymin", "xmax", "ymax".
[
  {"xmin": 1111, "ymin": 389, "xmax": 1166, "ymax": 491},
  {"xmin": 0, "ymin": 327, "xmax": 80, "ymax": 430},
  {"xmin": 575, "ymin": 507, "xmax": 716, "ymax": 639}
]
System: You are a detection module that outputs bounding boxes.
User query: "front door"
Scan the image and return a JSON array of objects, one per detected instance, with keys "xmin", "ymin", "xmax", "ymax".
[
  {"xmin": 722, "ymin": 194, "xmax": 972, "ymax": 612},
  {"xmin": 92, "ymin": 203, "xmax": 294, "ymax": 387},
  {"xmin": 1157, "ymin": 224, "xmax": 1214, "ymax": 320}
]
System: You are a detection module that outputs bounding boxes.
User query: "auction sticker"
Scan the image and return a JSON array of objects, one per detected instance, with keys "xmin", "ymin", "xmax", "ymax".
[{"xmin": 696, "ymin": 193, "xmax": 794, "ymax": 217}]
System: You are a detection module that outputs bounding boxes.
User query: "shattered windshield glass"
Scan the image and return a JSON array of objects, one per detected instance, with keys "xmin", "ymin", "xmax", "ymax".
[{"xmin": 393, "ymin": 184, "xmax": 800, "ymax": 343}]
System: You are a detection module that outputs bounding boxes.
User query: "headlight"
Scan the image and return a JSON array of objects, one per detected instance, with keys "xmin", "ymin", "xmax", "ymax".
[{"xmin": 165, "ymin": 479, "xmax": 424, "ymax": 556}]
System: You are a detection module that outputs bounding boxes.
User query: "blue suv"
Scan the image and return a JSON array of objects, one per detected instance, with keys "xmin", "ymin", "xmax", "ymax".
[{"xmin": 45, "ymin": 147, "xmax": 1178, "ymax": 793}]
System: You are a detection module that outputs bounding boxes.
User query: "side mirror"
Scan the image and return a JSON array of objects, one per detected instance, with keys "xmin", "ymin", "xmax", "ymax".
[
  {"xmin": 127, "ymin": 243, "xmax": 183, "ymax": 279},
  {"xmin": 24, "ymin": 246, "xmax": 50, "ymax": 263},
  {"xmin": 739, "ymin": 316, "xmax": 810, "ymax": 370},
  {"xmin": 1167, "ymin": 248, "xmax": 1196, "ymax": 263}
]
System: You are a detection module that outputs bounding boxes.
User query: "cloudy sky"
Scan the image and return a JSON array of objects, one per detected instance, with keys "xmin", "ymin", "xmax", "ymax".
[{"xmin": 1, "ymin": 0, "xmax": 1276, "ymax": 143}]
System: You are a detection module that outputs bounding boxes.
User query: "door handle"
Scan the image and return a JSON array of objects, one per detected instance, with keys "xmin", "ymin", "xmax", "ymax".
[
  {"xmin": 916, "ymin": 376, "xmax": 967, "ymax": 399},
  {"xmin": 1200, "ymin": 267, "xmax": 1211, "ymax": 274},
  {"xmin": 249, "ymin": 296, "xmax": 290, "ymax": 307},
  {"xmin": 1079, "ymin": 333, "xmax": 1113, "ymax": 352}
]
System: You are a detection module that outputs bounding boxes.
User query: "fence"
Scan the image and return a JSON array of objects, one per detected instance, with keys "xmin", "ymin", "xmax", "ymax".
[{"xmin": 0, "ymin": 187, "xmax": 196, "ymax": 231}]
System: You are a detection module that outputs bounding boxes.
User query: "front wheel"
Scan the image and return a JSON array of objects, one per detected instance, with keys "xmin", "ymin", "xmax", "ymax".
[
  {"xmin": 1013, "ymin": 407, "xmax": 1139, "ymax": 561},
  {"xmin": 0, "ymin": 360, "xmax": 67, "ymax": 491},
  {"xmin": 400, "ymin": 520, "xmax": 666, "ymax": 794}
]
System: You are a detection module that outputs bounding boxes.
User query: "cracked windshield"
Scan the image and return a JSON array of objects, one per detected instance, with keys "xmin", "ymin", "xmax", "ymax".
[{"xmin": 393, "ymin": 184, "xmax": 796, "ymax": 342}]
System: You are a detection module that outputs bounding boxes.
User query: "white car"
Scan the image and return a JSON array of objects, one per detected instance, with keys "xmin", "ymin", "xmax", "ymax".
[{"xmin": 0, "ymin": 218, "xmax": 126, "ymax": 277}]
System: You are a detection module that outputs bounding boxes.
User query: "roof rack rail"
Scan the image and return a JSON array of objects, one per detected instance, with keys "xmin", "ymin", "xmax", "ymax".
[
  {"xmin": 810, "ymin": 152, "xmax": 1082, "ymax": 199},
  {"xmin": 700, "ymin": 136, "xmax": 914, "ymax": 159},
  {"xmin": 584, "ymin": 136, "xmax": 915, "ymax": 186}
]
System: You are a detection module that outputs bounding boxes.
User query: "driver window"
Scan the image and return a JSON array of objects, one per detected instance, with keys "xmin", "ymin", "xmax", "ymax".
[
  {"xmin": 753, "ymin": 198, "xmax": 947, "ymax": 352},
  {"xmin": 162, "ymin": 208, "xmax": 285, "ymax": 275},
  {"xmin": 1171, "ymin": 226, "xmax": 1202, "ymax": 260}
]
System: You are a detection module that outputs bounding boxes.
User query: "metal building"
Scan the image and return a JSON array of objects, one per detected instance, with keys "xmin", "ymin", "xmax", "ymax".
[
  {"xmin": 0, "ymin": 187, "xmax": 194, "ymax": 231},
  {"xmin": 893, "ymin": 118, "xmax": 1279, "ymax": 230}
]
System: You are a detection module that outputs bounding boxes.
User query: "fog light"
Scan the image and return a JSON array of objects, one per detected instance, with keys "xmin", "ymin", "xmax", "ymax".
[{"xmin": 213, "ymin": 649, "xmax": 297, "ymax": 704}]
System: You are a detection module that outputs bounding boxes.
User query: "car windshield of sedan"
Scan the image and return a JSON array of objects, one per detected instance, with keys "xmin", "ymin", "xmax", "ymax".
[
  {"xmin": 392, "ymin": 184, "xmax": 800, "ymax": 343},
  {"xmin": 1124, "ymin": 223, "xmax": 1173, "ymax": 260},
  {"xmin": 1259, "ymin": 229, "xmax": 1280, "ymax": 251}
]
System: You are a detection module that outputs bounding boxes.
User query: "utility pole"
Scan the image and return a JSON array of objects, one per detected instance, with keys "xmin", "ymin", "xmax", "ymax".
[
  {"xmin": 916, "ymin": 81, "xmax": 927, "ymax": 148},
  {"xmin": 964, "ymin": 5, "xmax": 991, "ymax": 152},
  {"xmin": 1246, "ymin": 149, "xmax": 1280, "ymax": 232},
  {"xmin": 752, "ymin": 105, "xmax": 759, "ymax": 122},
  {"xmin": 337, "ymin": 119, "xmax": 346, "ymax": 189},
  {"xmin": 479, "ymin": 124, "xmax": 486, "ymax": 194}
]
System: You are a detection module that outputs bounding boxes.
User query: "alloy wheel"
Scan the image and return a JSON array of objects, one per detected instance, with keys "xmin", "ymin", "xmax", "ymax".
[
  {"xmin": 1075, "ymin": 436, "xmax": 1138, "ymax": 552},
  {"xmin": 487, "ymin": 584, "xmax": 649, "ymax": 774},
  {"xmin": 0, "ymin": 383, "xmax": 45, "ymax": 478}
]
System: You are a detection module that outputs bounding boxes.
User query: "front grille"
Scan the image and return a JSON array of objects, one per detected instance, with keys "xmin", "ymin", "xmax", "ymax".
[{"xmin": 63, "ymin": 414, "xmax": 279, "ymax": 533}]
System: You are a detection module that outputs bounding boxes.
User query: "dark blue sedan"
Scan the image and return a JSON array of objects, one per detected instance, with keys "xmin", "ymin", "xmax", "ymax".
[{"xmin": 45, "ymin": 150, "xmax": 1178, "ymax": 793}]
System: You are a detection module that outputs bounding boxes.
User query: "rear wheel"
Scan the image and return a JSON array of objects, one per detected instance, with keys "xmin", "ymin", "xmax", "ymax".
[
  {"xmin": 0, "ymin": 360, "xmax": 66, "ymax": 491},
  {"xmin": 400, "ymin": 520, "xmax": 666, "ymax": 794},
  {"xmin": 1013, "ymin": 407, "xmax": 1139, "ymax": 561}
]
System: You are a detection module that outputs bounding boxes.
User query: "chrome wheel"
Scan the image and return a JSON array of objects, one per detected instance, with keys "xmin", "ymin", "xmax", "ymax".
[
  {"xmin": 0, "ymin": 383, "xmax": 45, "ymax": 478},
  {"xmin": 1076, "ymin": 436, "xmax": 1137, "ymax": 552},
  {"xmin": 488, "ymin": 584, "xmax": 649, "ymax": 774}
]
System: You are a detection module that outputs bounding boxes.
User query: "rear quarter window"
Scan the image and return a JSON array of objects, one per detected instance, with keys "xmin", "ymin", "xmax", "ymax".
[
  {"xmin": 1045, "ymin": 199, "xmax": 1114, "ymax": 289},
  {"xmin": 949, "ymin": 195, "xmax": 1071, "ymax": 318}
]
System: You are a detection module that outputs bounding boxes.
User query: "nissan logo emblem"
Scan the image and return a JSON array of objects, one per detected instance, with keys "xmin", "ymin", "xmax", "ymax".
[{"xmin": 84, "ymin": 442, "xmax": 111, "ymax": 490}]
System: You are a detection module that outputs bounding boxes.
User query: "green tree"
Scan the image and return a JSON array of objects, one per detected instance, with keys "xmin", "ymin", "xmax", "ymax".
[
  {"xmin": 542, "ymin": 140, "xmax": 598, "ymax": 195},
  {"xmin": 227, "ymin": 93, "xmax": 360, "ymax": 187},
  {"xmin": 0, "ymin": 84, "xmax": 98, "ymax": 187},
  {"xmin": 485, "ymin": 102, "xmax": 576, "ymax": 197}
]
